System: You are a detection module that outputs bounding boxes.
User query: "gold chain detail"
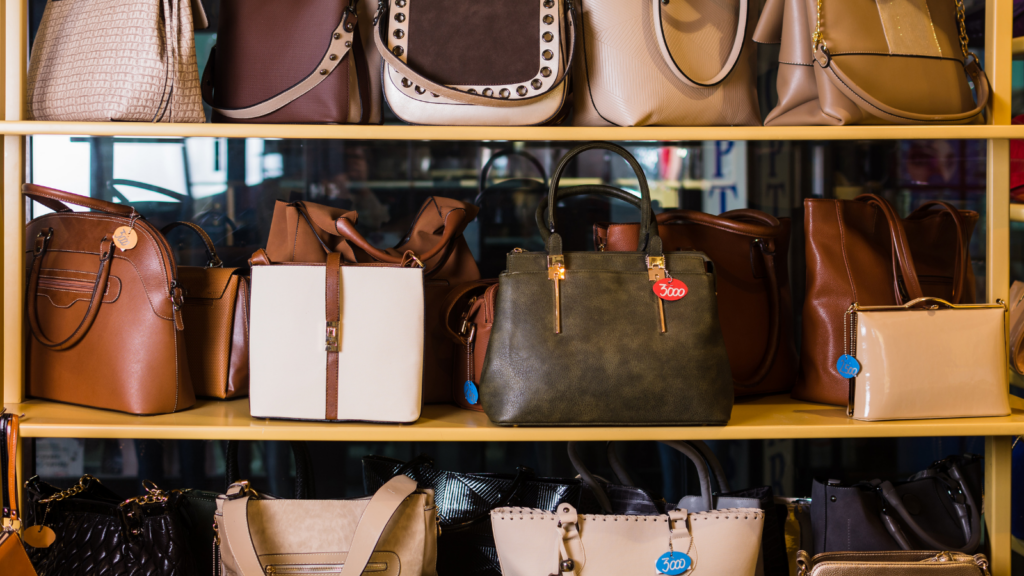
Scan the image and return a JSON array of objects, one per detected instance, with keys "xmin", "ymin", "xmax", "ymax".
[
  {"xmin": 39, "ymin": 474, "xmax": 97, "ymax": 504},
  {"xmin": 955, "ymin": 0, "xmax": 972, "ymax": 58},
  {"xmin": 811, "ymin": 0, "xmax": 826, "ymax": 52},
  {"xmin": 121, "ymin": 479, "xmax": 181, "ymax": 508}
]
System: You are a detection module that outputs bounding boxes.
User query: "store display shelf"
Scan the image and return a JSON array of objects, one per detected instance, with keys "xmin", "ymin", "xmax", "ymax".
[
  {"xmin": 1, "ymin": 121, "xmax": 1023, "ymax": 142},
  {"xmin": 7, "ymin": 394, "xmax": 1024, "ymax": 442}
]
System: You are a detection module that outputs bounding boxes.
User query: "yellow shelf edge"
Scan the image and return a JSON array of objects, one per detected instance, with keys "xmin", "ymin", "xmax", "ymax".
[
  {"xmin": 1, "ymin": 121, "xmax": 1024, "ymax": 141},
  {"xmin": 8, "ymin": 395, "xmax": 1024, "ymax": 442}
]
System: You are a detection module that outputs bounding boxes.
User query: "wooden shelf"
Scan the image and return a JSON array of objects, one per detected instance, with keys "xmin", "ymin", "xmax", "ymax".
[
  {"xmin": 7, "ymin": 394, "xmax": 1024, "ymax": 442},
  {"xmin": 2, "ymin": 121, "xmax": 1024, "ymax": 141}
]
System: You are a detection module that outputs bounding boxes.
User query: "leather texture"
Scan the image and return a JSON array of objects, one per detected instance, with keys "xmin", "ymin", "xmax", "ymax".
[
  {"xmin": 755, "ymin": 0, "xmax": 990, "ymax": 125},
  {"xmin": 24, "ymin": 184, "xmax": 195, "ymax": 415},
  {"xmin": 164, "ymin": 222, "xmax": 250, "ymax": 399},
  {"xmin": 1010, "ymin": 281, "xmax": 1024, "ymax": 375},
  {"xmin": 263, "ymin": 197, "xmax": 481, "ymax": 405},
  {"xmin": 27, "ymin": 0, "xmax": 205, "ymax": 122},
  {"xmin": 0, "ymin": 412, "xmax": 37, "ymax": 576},
  {"xmin": 481, "ymin": 143, "xmax": 733, "ymax": 426},
  {"xmin": 204, "ymin": 0, "xmax": 371, "ymax": 124},
  {"xmin": 492, "ymin": 502, "xmax": 763, "ymax": 576},
  {"xmin": 215, "ymin": 476, "xmax": 437, "ymax": 576},
  {"xmin": 849, "ymin": 300, "xmax": 1010, "ymax": 421},
  {"xmin": 442, "ymin": 281, "xmax": 499, "ymax": 411},
  {"xmin": 796, "ymin": 195, "xmax": 977, "ymax": 406},
  {"xmin": 795, "ymin": 551, "xmax": 992, "ymax": 576},
  {"xmin": 249, "ymin": 263, "xmax": 424, "ymax": 423},
  {"xmin": 0, "ymin": 531, "xmax": 37, "ymax": 576},
  {"xmin": 593, "ymin": 208, "xmax": 797, "ymax": 396},
  {"xmin": 24, "ymin": 476, "xmax": 198, "ymax": 576},
  {"xmin": 363, "ymin": 455, "xmax": 583, "ymax": 576},
  {"xmin": 573, "ymin": 0, "xmax": 760, "ymax": 126},
  {"xmin": 378, "ymin": 0, "xmax": 575, "ymax": 125}
]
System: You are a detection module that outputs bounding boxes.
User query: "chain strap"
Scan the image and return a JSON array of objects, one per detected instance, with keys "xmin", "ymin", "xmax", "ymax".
[
  {"xmin": 811, "ymin": 0, "xmax": 826, "ymax": 53},
  {"xmin": 843, "ymin": 303, "xmax": 858, "ymax": 357},
  {"xmin": 814, "ymin": 0, "xmax": 972, "ymax": 59},
  {"xmin": 39, "ymin": 474, "xmax": 97, "ymax": 504},
  {"xmin": 120, "ymin": 479, "xmax": 182, "ymax": 508}
]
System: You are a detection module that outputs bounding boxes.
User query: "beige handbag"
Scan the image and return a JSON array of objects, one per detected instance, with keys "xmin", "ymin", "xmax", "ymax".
[
  {"xmin": 27, "ymin": 0, "xmax": 208, "ymax": 122},
  {"xmin": 572, "ymin": 0, "xmax": 760, "ymax": 126},
  {"xmin": 796, "ymin": 551, "xmax": 992, "ymax": 576},
  {"xmin": 754, "ymin": 0, "xmax": 990, "ymax": 125},
  {"xmin": 843, "ymin": 297, "xmax": 1011, "ymax": 421},
  {"xmin": 491, "ymin": 503, "xmax": 763, "ymax": 576},
  {"xmin": 215, "ymin": 475, "xmax": 437, "ymax": 576}
]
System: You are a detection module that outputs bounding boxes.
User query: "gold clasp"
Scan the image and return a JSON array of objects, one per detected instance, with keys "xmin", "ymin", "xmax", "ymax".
[
  {"xmin": 647, "ymin": 256, "xmax": 667, "ymax": 333},
  {"xmin": 325, "ymin": 321, "xmax": 340, "ymax": 352},
  {"xmin": 548, "ymin": 255, "xmax": 565, "ymax": 334}
]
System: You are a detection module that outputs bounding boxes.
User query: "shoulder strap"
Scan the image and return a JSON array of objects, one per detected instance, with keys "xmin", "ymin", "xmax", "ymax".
[
  {"xmin": 202, "ymin": 10, "xmax": 358, "ymax": 119},
  {"xmin": 651, "ymin": 0, "xmax": 748, "ymax": 87},
  {"xmin": 23, "ymin": 184, "xmax": 136, "ymax": 216},
  {"xmin": 161, "ymin": 222, "xmax": 223, "ymax": 267},
  {"xmin": 855, "ymin": 194, "xmax": 924, "ymax": 302},
  {"xmin": 2, "ymin": 413, "xmax": 18, "ymax": 523}
]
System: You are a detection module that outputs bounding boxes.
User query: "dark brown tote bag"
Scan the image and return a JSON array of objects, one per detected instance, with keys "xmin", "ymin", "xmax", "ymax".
[
  {"xmin": 257, "ymin": 197, "xmax": 481, "ymax": 404},
  {"xmin": 797, "ymin": 194, "xmax": 976, "ymax": 405}
]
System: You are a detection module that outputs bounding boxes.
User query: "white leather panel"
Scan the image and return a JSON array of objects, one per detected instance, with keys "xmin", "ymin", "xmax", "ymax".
[{"xmin": 852, "ymin": 307, "xmax": 1010, "ymax": 421}]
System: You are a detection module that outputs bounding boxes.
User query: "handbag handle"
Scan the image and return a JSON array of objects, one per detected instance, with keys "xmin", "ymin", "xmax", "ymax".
[
  {"xmin": 224, "ymin": 441, "xmax": 316, "ymax": 499},
  {"xmin": 1, "ymin": 411, "xmax": 19, "ymax": 524},
  {"xmin": 161, "ymin": 221, "xmax": 224, "ymax": 268},
  {"xmin": 201, "ymin": 8, "xmax": 358, "ymax": 119},
  {"xmin": 855, "ymin": 194, "xmax": 924, "ymax": 302},
  {"xmin": 26, "ymin": 233, "xmax": 115, "ymax": 351},
  {"xmin": 221, "ymin": 475, "xmax": 417, "ymax": 576},
  {"xmin": 23, "ymin": 183, "xmax": 137, "ymax": 216},
  {"xmin": 535, "ymin": 185, "xmax": 658, "ymax": 245},
  {"xmin": 476, "ymin": 149, "xmax": 548, "ymax": 205},
  {"xmin": 335, "ymin": 207, "xmax": 469, "ymax": 265},
  {"xmin": 652, "ymin": 0, "xmax": 749, "ymax": 87},
  {"xmin": 877, "ymin": 462, "xmax": 981, "ymax": 553},
  {"xmin": 373, "ymin": 0, "xmax": 578, "ymax": 108},
  {"xmin": 907, "ymin": 201, "xmax": 970, "ymax": 304},
  {"xmin": 605, "ymin": 440, "xmax": 731, "ymax": 501}
]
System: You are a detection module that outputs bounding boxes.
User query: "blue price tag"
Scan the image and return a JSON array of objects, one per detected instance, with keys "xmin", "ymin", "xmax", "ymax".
[
  {"xmin": 656, "ymin": 551, "xmax": 692, "ymax": 575},
  {"xmin": 835, "ymin": 354, "xmax": 861, "ymax": 378},
  {"xmin": 464, "ymin": 381, "xmax": 479, "ymax": 405}
]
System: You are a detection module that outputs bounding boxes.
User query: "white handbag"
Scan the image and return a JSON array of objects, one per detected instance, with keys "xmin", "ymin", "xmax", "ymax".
[
  {"xmin": 373, "ymin": 0, "xmax": 576, "ymax": 126},
  {"xmin": 249, "ymin": 255, "xmax": 424, "ymax": 423},
  {"xmin": 573, "ymin": 0, "xmax": 760, "ymax": 126}
]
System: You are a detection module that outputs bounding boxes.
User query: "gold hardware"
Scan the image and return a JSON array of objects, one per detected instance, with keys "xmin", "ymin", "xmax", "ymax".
[
  {"xmin": 121, "ymin": 479, "xmax": 181, "ymax": 508},
  {"xmin": 647, "ymin": 256, "xmax": 667, "ymax": 332},
  {"xmin": 325, "ymin": 321, "xmax": 340, "ymax": 352},
  {"xmin": 548, "ymin": 255, "xmax": 565, "ymax": 334},
  {"xmin": 811, "ymin": 0, "xmax": 825, "ymax": 53},
  {"xmin": 511, "ymin": 247, "xmax": 527, "ymax": 254}
]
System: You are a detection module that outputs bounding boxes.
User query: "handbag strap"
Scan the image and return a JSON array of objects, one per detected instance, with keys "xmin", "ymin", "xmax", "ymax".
[
  {"xmin": 221, "ymin": 475, "xmax": 417, "ymax": 576},
  {"xmin": 201, "ymin": 8, "xmax": 359, "ymax": 119},
  {"xmin": 2, "ymin": 412, "xmax": 18, "ymax": 524},
  {"xmin": 24, "ymin": 184, "xmax": 137, "ymax": 216},
  {"xmin": 536, "ymin": 184, "xmax": 658, "ymax": 243},
  {"xmin": 854, "ymin": 194, "xmax": 924, "ymax": 302},
  {"xmin": 335, "ymin": 206, "xmax": 469, "ymax": 265},
  {"xmin": 907, "ymin": 201, "xmax": 970, "ymax": 304},
  {"xmin": 441, "ymin": 280, "xmax": 499, "ymax": 345},
  {"xmin": 476, "ymin": 149, "xmax": 548, "ymax": 205},
  {"xmin": 224, "ymin": 441, "xmax": 316, "ymax": 499},
  {"xmin": 161, "ymin": 222, "xmax": 223, "ymax": 268},
  {"xmin": 878, "ymin": 467, "xmax": 981, "ymax": 553},
  {"xmin": 373, "ymin": 0, "xmax": 577, "ymax": 108},
  {"xmin": 651, "ymin": 0, "xmax": 748, "ymax": 87}
]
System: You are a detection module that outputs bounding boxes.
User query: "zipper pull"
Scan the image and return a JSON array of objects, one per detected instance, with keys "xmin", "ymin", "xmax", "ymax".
[
  {"xmin": 647, "ymin": 256, "xmax": 667, "ymax": 333},
  {"xmin": 548, "ymin": 255, "xmax": 565, "ymax": 334}
]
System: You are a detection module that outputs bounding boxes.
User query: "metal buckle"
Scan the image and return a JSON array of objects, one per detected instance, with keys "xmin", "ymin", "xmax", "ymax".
[{"xmin": 326, "ymin": 321, "xmax": 340, "ymax": 352}]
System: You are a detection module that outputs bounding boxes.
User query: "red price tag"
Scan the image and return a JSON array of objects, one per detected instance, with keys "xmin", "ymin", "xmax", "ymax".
[{"xmin": 653, "ymin": 278, "xmax": 687, "ymax": 301}]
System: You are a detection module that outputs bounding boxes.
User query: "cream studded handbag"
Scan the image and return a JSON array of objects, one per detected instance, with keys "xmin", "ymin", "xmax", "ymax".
[{"xmin": 27, "ymin": 0, "xmax": 208, "ymax": 122}]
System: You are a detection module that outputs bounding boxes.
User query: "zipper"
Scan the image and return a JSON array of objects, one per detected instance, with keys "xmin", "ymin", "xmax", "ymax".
[{"xmin": 266, "ymin": 563, "xmax": 387, "ymax": 575}]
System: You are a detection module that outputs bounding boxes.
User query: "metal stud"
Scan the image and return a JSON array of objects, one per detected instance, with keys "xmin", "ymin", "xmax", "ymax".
[
  {"xmin": 542, "ymin": 49, "xmax": 553, "ymax": 60},
  {"xmin": 543, "ymin": 14, "xmax": 554, "ymax": 24},
  {"xmin": 543, "ymin": 31, "xmax": 553, "ymax": 42},
  {"xmin": 499, "ymin": 88, "xmax": 511, "ymax": 98},
  {"xmin": 561, "ymin": 560, "xmax": 575, "ymax": 571},
  {"xmin": 431, "ymin": 93, "xmax": 440, "ymax": 97},
  {"xmin": 345, "ymin": 22, "xmax": 355, "ymax": 31},
  {"xmin": 468, "ymin": 89, "xmax": 478, "ymax": 94},
  {"xmin": 394, "ymin": 12, "xmax": 406, "ymax": 22},
  {"xmin": 482, "ymin": 88, "xmax": 494, "ymax": 97},
  {"xmin": 541, "ymin": 66, "xmax": 552, "ymax": 77},
  {"xmin": 345, "ymin": 41, "xmax": 352, "ymax": 47},
  {"xmin": 334, "ymin": 32, "xmax": 342, "ymax": 39},
  {"xmin": 394, "ymin": 29, "xmax": 405, "ymax": 39},
  {"xmin": 544, "ymin": 0, "xmax": 555, "ymax": 6},
  {"xmin": 329, "ymin": 54, "xmax": 338, "ymax": 61},
  {"xmin": 401, "ymin": 78, "xmax": 413, "ymax": 88},
  {"xmin": 415, "ymin": 86, "xmax": 426, "ymax": 94},
  {"xmin": 396, "ymin": 0, "xmax": 407, "ymax": 5},
  {"xmin": 392, "ymin": 46, "xmax": 404, "ymax": 56},
  {"xmin": 662, "ymin": 0, "xmax": 670, "ymax": 4},
  {"xmin": 517, "ymin": 85, "xmax": 528, "ymax": 96},
  {"xmin": 319, "ymin": 69, "xmax": 328, "ymax": 75},
  {"xmin": 532, "ymin": 79, "xmax": 542, "ymax": 89}
]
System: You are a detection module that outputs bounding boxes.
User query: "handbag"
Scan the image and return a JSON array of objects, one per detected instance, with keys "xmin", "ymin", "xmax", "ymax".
[
  {"xmin": 844, "ymin": 298, "xmax": 1010, "ymax": 421},
  {"xmin": 797, "ymin": 194, "xmax": 977, "ymax": 406},
  {"xmin": 24, "ymin": 184, "xmax": 195, "ymax": 415},
  {"xmin": 480, "ymin": 142, "xmax": 733, "ymax": 426},
  {"xmin": 754, "ymin": 0, "xmax": 990, "ymax": 125},
  {"xmin": 777, "ymin": 497, "xmax": 813, "ymax": 576},
  {"xmin": 24, "ymin": 475, "xmax": 198, "ymax": 576},
  {"xmin": 573, "ymin": 0, "xmax": 760, "ymax": 126},
  {"xmin": 27, "ymin": 0, "xmax": 207, "ymax": 122},
  {"xmin": 1009, "ymin": 281, "xmax": 1024, "ymax": 375},
  {"xmin": 163, "ymin": 222, "xmax": 250, "ymax": 400},
  {"xmin": 248, "ymin": 251, "xmax": 424, "ymax": 422},
  {"xmin": 363, "ymin": 454, "xmax": 582, "ymax": 576},
  {"xmin": 795, "ymin": 551, "xmax": 992, "ymax": 576},
  {"xmin": 372, "ymin": 0, "xmax": 577, "ymax": 126},
  {"xmin": 201, "ymin": 0, "xmax": 376, "ymax": 124},
  {"xmin": 589, "ymin": 206, "xmax": 797, "ymax": 396},
  {"xmin": 261, "ymin": 197, "xmax": 481, "ymax": 405},
  {"xmin": 442, "ymin": 280, "xmax": 499, "ymax": 411},
  {"xmin": 215, "ymin": 475, "xmax": 437, "ymax": 576},
  {"xmin": 0, "ymin": 411, "xmax": 38, "ymax": 576},
  {"xmin": 810, "ymin": 455, "xmax": 984, "ymax": 555}
]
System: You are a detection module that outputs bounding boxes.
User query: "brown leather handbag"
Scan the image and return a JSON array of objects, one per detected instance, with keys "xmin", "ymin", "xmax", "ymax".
[
  {"xmin": 442, "ymin": 280, "xmax": 498, "ymax": 411},
  {"xmin": 545, "ymin": 189, "xmax": 797, "ymax": 397},
  {"xmin": 1, "ymin": 411, "xmax": 38, "ymax": 576},
  {"xmin": 797, "ymin": 194, "xmax": 976, "ymax": 405},
  {"xmin": 201, "ymin": 0, "xmax": 376, "ymax": 124},
  {"xmin": 263, "ymin": 197, "xmax": 481, "ymax": 404},
  {"xmin": 163, "ymin": 222, "xmax": 250, "ymax": 400},
  {"xmin": 754, "ymin": 0, "xmax": 990, "ymax": 125},
  {"xmin": 24, "ymin": 184, "xmax": 195, "ymax": 415}
]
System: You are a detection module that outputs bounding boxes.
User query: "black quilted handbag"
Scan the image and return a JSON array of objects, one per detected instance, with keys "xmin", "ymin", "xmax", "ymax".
[
  {"xmin": 24, "ymin": 475, "xmax": 197, "ymax": 576},
  {"xmin": 362, "ymin": 454, "xmax": 582, "ymax": 576}
]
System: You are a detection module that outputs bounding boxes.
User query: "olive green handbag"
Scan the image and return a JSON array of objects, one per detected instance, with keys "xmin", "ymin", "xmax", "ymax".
[{"xmin": 479, "ymin": 142, "xmax": 733, "ymax": 426}]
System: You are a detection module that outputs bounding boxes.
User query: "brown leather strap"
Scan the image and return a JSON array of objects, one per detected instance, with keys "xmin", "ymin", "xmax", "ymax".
[
  {"xmin": 23, "ymin": 184, "xmax": 136, "ymax": 216},
  {"xmin": 325, "ymin": 252, "xmax": 341, "ymax": 420},
  {"xmin": 908, "ymin": 201, "xmax": 969, "ymax": 304},
  {"xmin": 4, "ymin": 413, "xmax": 18, "ymax": 522},
  {"xmin": 855, "ymin": 194, "xmax": 924, "ymax": 302},
  {"xmin": 161, "ymin": 221, "xmax": 223, "ymax": 267},
  {"xmin": 26, "ymin": 235, "xmax": 115, "ymax": 351},
  {"xmin": 441, "ymin": 280, "xmax": 499, "ymax": 345},
  {"xmin": 336, "ymin": 208, "xmax": 468, "ymax": 265}
]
